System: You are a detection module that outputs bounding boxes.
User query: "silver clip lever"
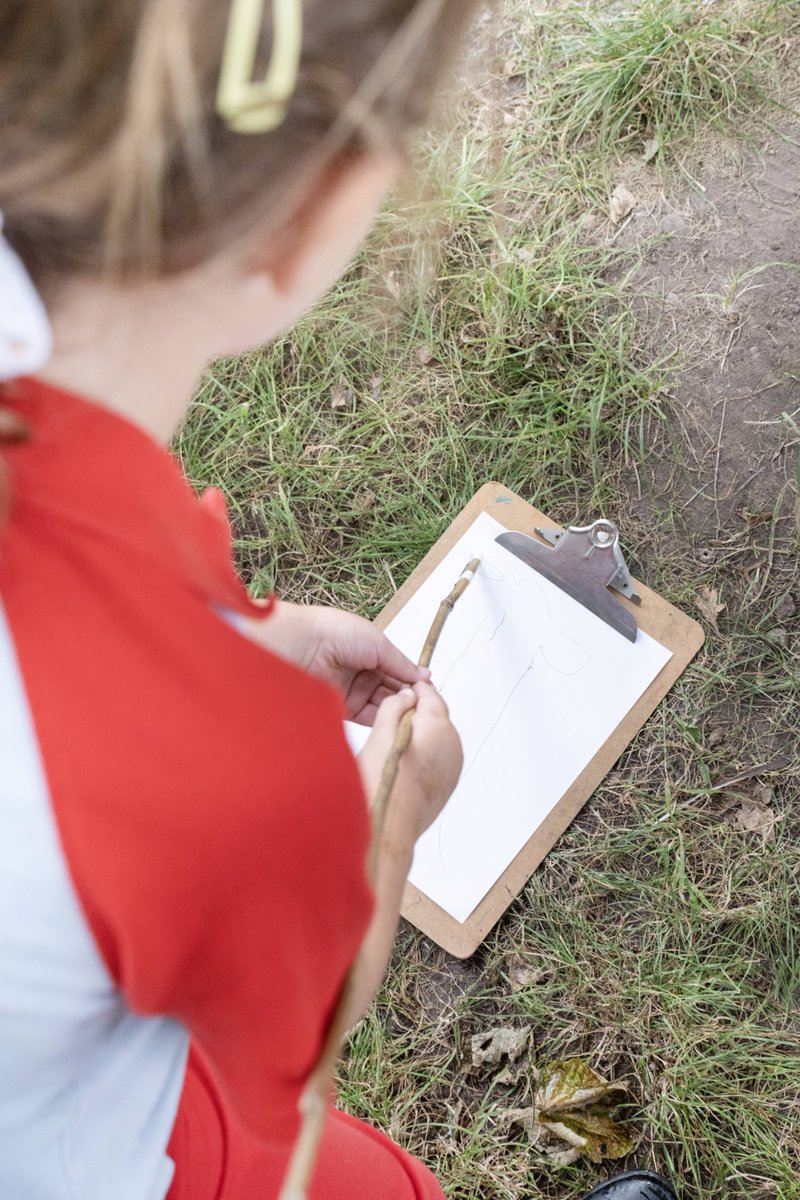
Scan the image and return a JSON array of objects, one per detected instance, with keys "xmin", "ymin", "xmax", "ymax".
[{"xmin": 495, "ymin": 519, "xmax": 640, "ymax": 642}]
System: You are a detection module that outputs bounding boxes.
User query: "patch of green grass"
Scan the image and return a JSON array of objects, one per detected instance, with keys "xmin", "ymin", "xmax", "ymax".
[
  {"xmin": 180, "ymin": 228, "xmax": 661, "ymax": 611},
  {"xmin": 520, "ymin": 0, "xmax": 789, "ymax": 156},
  {"xmin": 338, "ymin": 748, "xmax": 800, "ymax": 1199}
]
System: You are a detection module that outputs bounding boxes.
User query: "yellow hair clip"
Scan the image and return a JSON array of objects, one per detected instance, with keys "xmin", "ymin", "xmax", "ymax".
[{"xmin": 216, "ymin": 0, "xmax": 302, "ymax": 134}]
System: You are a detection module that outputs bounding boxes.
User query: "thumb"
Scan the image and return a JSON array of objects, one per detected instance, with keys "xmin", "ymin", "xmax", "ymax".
[
  {"xmin": 357, "ymin": 688, "xmax": 417, "ymax": 797},
  {"xmin": 371, "ymin": 687, "xmax": 417, "ymax": 739}
]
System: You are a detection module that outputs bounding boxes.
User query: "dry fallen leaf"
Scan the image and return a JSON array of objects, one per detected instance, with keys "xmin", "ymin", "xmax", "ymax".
[
  {"xmin": 505, "ymin": 1106, "xmax": 535, "ymax": 1137},
  {"xmin": 504, "ymin": 1107, "xmax": 583, "ymax": 1168},
  {"xmin": 415, "ymin": 344, "xmax": 436, "ymax": 367},
  {"xmin": 643, "ymin": 137, "xmax": 659, "ymax": 163},
  {"xmin": 695, "ymin": 585, "xmax": 726, "ymax": 631},
  {"xmin": 470, "ymin": 1025, "xmax": 530, "ymax": 1068},
  {"xmin": 329, "ymin": 375, "xmax": 352, "ymax": 410},
  {"xmin": 774, "ymin": 593, "xmax": 797, "ymax": 621},
  {"xmin": 538, "ymin": 1108, "xmax": 635, "ymax": 1164},
  {"xmin": 609, "ymin": 184, "xmax": 638, "ymax": 225},
  {"xmin": 723, "ymin": 779, "xmax": 777, "ymax": 842},
  {"xmin": 383, "ymin": 271, "xmax": 401, "ymax": 302},
  {"xmin": 506, "ymin": 955, "xmax": 551, "ymax": 992},
  {"xmin": 537, "ymin": 1058, "xmax": 625, "ymax": 1114}
]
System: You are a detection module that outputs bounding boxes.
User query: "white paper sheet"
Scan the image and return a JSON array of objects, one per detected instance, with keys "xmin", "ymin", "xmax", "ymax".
[{"xmin": 347, "ymin": 512, "xmax": 672, "ymax": 923}]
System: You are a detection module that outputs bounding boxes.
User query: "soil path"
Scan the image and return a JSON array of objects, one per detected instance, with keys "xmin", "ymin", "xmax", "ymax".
[{"xmin": 619, "ymin": 128, "xmax": 799, "ymax": 579}]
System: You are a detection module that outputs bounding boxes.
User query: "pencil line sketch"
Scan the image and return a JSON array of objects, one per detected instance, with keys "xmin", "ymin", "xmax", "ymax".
[
  {"xmin": 437, "ymin": 612, "xmax": 499, "ymax": 691},
  {"xmin": 435, "ymin": 649, "xmax": 538, "ymax": 869},
  {"xmin": 433, "ymin": 555, "xmax": 594, "ymax": 871},
  {"xmin": 461, "ymin": 650, "xmax": 539, "ymax": 777},
  {"xmin": 437, "ymin": 557, "xmax": 591, "ymax": 763},
  {"xmin": 349, "ymin": 511, "xmax": 674, "ymax": 922}
]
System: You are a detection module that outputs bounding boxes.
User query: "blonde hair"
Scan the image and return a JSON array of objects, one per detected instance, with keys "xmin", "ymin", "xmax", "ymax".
[{"xmin": 0, "ymin": 0, "xmax": 478, "ymax": 282}]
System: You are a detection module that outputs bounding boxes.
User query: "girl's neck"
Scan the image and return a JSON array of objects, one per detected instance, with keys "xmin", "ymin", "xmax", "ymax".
[
  {"xmin": 38, "ymin": 154, "xmax": 396, "ymax": 444},
  {"xmin": 39, "ymin": 262, "xmax": 258, "ymax": 445}
]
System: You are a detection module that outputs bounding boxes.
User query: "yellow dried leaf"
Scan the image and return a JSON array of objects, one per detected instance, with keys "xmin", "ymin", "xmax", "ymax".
[
  {"xmin": 538, "ymin": 1108, "xmax": 635, "ymax": 1164},
  {"xmin": 532, "ymin": 1058, "xmax": 636, "ymax": 1164},
  {"xmin": 610, "ymin": 184, "xmax": 637, "ymax": 224},
  {"xmin": 537, "ymin": 1058, "xmax": 616, "ymax": 1112},
  {"xmin": 695, "ymin": 585, "xmax": 726, "ymax": 631}
]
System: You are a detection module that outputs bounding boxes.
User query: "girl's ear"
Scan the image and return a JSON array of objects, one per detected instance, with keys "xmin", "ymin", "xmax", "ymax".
[{"xmin": 248, "ymin": 151, "xmax": 397, "ymax": 299}]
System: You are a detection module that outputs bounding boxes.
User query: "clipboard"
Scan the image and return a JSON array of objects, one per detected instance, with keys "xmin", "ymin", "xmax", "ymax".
[{"xmin": 373, "ymin": 483, "xmax": 705, "ymax": 958}]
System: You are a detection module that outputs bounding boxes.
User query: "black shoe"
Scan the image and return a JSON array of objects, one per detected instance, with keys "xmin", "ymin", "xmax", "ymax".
[{"xmin": 582, "ymin": 1170, "xmax": 676, "ymax": 1200}]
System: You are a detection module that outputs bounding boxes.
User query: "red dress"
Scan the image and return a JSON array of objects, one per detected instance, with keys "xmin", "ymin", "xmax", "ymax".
[{"xmin": 0, "ymin": 376, "xmax": 443, "ymax": 1200}]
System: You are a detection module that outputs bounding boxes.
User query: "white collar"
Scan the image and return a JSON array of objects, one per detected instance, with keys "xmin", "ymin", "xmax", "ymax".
[{"xmin": 0, "ymin": 213, "xmax": 53, "ymax": 382}]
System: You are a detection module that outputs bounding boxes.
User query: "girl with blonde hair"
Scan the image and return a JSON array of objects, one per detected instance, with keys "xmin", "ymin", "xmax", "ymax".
[{"xmin": 0, "ymin": 3, "xmax": 676, "ymax": 1198}]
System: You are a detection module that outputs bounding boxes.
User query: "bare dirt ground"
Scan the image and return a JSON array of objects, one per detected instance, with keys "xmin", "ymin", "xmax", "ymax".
[{"xmin": 617, "ymin": 124, "xmax": 799, "ymax": 614}]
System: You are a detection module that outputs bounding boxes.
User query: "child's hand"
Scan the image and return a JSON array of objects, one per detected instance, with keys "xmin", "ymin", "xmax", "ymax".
[
  {"xmin": 358, "ymin": 682, "xmax": 463, "ymax": 859},
  {"xmin": 242, "ymin": 601, "xmax": 427, "ymax": 724}
]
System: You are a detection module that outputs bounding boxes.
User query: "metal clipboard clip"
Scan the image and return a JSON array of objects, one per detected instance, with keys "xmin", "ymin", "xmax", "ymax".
[{"xmin": 495, "ymin": 519, "xmax": 641, "ymax": 642}]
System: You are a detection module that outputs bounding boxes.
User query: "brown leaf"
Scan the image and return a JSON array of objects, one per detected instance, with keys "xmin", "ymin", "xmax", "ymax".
[
  {"xmin": 733, "ymin": 802, "xmax": 777, "ymax": 839},
  {"xmin": 470, "ymin": 1025, "xmax": 530, "ymax": 1068},
  {"xmin": 695, "ymin": 585, "xmax": 725, "ymax": 631},
  {"xmin": 329, "ymin": 375, "xmax": 352, "ymax": 410},
  {"xmin": 643, "ymin": 137, "xmax": 659, "ymax": 163},
  {"xmin": 383, "ymin": 271, "xmax": 401, "ymax": 302},
  {"xmin": 609, "ymin": 184, "xmax": 638, "ymax": 225},
  {"xmin": 723, "ymin": 779, "xmax": 777, "ymax": 842},
  {"xmin": 415, "ymin": 344, "xmax": 436, "ymax": 367}
]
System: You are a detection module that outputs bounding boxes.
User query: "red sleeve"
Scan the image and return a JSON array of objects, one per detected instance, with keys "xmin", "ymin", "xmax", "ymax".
[
  {"xmin": 2, "ymin": 381, "xmax": 374, "ymax": 1142},
  {"xmin": 111, "ymin": 667, "xmax": 371, "ymax": 1143},
  {"xmin": 5, "ymin": 526, "xmax": 373, "ymax": 1143},
  {"xmin": 118, "ymin": 675, "xmax": 371, "ymax": 1142}
]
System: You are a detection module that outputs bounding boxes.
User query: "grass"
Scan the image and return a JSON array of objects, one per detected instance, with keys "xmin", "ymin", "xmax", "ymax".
[
  {"xmin": 527, "ymin": 0, "xmax": 790, "ymax": 156},
  {"xmin": 182, "ymin": 234, "xmax": 661, "ymax": 612},
  {"xmin": 177, "ymin": 0, "xmax": 800, "ymax": 1195},
  {"xmin": 336, "ymin": 663, "xmax": 800, "ymax": 1199}
]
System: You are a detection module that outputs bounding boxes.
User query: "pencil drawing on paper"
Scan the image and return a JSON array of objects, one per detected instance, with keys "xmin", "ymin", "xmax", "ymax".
[
  {"xmin": 439, "ymin": 557, "xmax": 590, "ymax": 766},
  {"xmin": 346, "ymin": 510, "xmax": 674, "ymax": 925}
]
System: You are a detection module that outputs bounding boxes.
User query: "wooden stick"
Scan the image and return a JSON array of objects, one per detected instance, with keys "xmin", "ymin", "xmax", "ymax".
[
  {"xmin": 366, "ymin": 556, "xmax": 481, "ymax": 874},
  {"xmin": 278, "ymin": 555, "xmax": 481, "ymax": 1200}
]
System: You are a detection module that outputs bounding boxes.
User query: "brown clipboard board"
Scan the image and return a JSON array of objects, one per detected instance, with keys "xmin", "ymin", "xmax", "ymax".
[{"xmin": 372, "ymin": 483, "xmax": 705, "ymax": 958}]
